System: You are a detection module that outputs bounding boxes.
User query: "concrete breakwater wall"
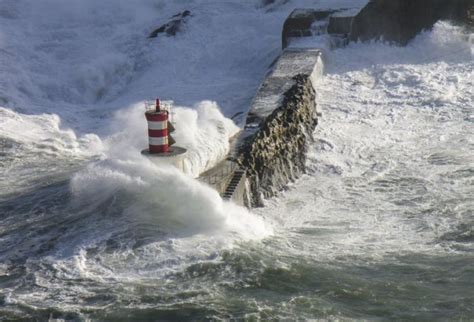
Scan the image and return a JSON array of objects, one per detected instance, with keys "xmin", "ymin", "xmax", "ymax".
[
  {"xmin": 202, "ymin": 6, "xmax": 352, "ymax": 207},
  {"xmin": 199, "ymin": 6, "xmax": 362, "ymax": 207},
  {"xmin": 233, "ymin": 49, "xmax": 323, "ymax": 207},
  {"xmin": 200, "ymin": 48, "xmax": 323, "ymax": 208}
]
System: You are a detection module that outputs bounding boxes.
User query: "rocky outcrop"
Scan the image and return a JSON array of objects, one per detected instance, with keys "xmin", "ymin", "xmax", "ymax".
[
  {"xmin": 234, "ymin": 49, "xmax": 322, "ymax": 207},
  {"xmin": 350, "ymin": 0, "xmax": 474, "ymax": 45},
  {"xmin": 149, "ymin": 10, "xmax": 191, "ymax": 38}
]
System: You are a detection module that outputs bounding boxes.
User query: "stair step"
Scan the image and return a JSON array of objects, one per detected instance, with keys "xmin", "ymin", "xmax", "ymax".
[{"xmin": 221, "ymin": 167, "xmax": 247, "ymax": 200}]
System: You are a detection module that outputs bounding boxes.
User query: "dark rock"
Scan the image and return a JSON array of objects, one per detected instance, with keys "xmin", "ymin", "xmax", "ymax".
[
  {"xmin": 282, "ymin": 9, "xmax": 335, "ymax": 49},
  {"xmin": 350, "ymin": 0, "xmax": 474, "ymax": 45},
  {"xmin": 261, "ymin": 0, "xmax": 287, "ymax": 6},
  {"xmin": 172, "ymin": 10, "xmax": 191, "ymax": 19},
  {"xmin": 259, "ymin": 0, "xmax": 289, "ymax": 10},
  {"xmin": 149, "ymin": 10, "xmax": 191, "ymax": 38}
]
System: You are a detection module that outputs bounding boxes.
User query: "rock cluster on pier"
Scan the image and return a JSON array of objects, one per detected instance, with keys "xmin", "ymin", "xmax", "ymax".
[
  {"xmin": 235, "ymin": 49, "xmax": 322, "ymax": 207},
  {"xmin": 238, "ymin": 74, "xmax": 318, "ymax": 207}
]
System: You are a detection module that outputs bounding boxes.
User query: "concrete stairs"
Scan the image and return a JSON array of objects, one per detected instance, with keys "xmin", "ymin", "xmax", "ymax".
[{"xmin": 222, "ymin": 168, "xmax": 246, "ymax": 201}]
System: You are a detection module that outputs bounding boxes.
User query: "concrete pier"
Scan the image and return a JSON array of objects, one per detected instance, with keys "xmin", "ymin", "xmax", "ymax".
[
  {"xmin": 201, "ymin": 9, "xmax": 348, "ymax": 207},
  {"xmin": 200, "ymin": 49, "xmax": 325, "ymax": 207}
]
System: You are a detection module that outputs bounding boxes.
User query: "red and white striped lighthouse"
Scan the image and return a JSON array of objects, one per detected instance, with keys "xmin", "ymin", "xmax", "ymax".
[
  {"xmin": 145, "ymin": 99, "xmax": 169, "ymax": 153},
  {"xmin": 142, "ymin": 98, "xmax": 187, "ymax": 173}
]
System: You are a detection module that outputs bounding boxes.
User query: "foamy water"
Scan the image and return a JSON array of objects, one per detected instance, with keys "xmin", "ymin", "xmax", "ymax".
[{"xmin": 259, "ymin": 22, "xmax": 474, "ymax": 261}]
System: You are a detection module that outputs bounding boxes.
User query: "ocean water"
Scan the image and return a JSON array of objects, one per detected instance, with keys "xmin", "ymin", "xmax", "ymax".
[{"xmin": 1, "ymin": 0, "xmax": 473, "ymax": 320}]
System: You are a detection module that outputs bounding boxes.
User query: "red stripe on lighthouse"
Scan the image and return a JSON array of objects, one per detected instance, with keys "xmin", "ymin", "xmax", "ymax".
[
  {"xmin": 148, "ymin": 129, "xmax": 168, "ymax": 137},
  {"xmin": 146, "ymin": 112, "xmax": 168, "ymax": 122},
  {"xmin": 145, "ymin": 110, "xmax": 169, "ymax": 153}
]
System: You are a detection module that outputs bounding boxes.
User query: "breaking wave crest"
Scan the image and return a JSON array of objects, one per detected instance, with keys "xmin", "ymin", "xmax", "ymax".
[
  {"xmin": 71, "ymin": 157, "xmax": 269, "ymax": 239},
  {"xmin": 0, "ymin": 107, "xmax": 103, "ymax": 197}
]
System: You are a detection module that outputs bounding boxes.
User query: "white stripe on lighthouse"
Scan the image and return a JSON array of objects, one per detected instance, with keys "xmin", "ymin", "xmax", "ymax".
[
  {"xmin": 149, "ymin": 136, "xmax": 168, "ymax": 146},
  {"xmin": 147, "ymin": 121, "xmax": 167, "ymax": 130}
]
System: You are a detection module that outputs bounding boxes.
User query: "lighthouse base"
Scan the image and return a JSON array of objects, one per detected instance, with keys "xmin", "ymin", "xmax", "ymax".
[{"xmin": 141, "ymin": 146, "xmax": 187, "ymax": 172}]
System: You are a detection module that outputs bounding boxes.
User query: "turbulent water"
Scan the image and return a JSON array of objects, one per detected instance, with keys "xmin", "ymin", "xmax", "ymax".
[{"xmin": 1, "ymin": 0, "xmax": 473, "ymax": 320}]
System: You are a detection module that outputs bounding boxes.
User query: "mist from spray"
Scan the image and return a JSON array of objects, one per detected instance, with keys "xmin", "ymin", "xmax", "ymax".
[
  {"xmin": 109, "ymin": 100, "xmax": 239, "ymax": 177},
  {"xmin": 64, "ymin": 100, "xmax": 271, "ymax": 285}
]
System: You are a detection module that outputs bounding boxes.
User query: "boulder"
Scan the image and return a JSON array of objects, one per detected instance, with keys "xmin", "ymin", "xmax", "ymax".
[
  {"xmin": 149, "ymin": 10, "xmax": 191, "ymax": 38},
  {"xmin": 260, "ymin": 0, "xmax": 288, "ymax": 7},
  {"xmin": 350, "ymin": 0, "xmax": 474, "ymax": 45}
]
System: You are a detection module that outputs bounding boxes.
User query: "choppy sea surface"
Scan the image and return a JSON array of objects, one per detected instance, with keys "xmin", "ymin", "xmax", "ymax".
[{"xmin": 1, "ymin": 0, "xmax": 473, "ymax": 320}]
